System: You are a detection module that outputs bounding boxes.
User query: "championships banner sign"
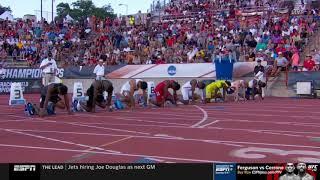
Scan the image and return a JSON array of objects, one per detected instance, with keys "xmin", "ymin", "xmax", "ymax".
[
  {"xmin": 0, "ymin": 68, "xmax": 63, "ymax": 94},
  {"xmin": 0, "ymin": 66, "xmax": 123, "ymax": 94},
  {"xmin": 3, "ymin": 163, "xmax": 320, "ymax": 180}
]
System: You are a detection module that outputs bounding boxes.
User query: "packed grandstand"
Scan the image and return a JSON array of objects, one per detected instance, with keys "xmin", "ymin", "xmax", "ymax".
[
  {"xmin": 0, "ymin": 0, "xmax": 319, "ymax": 73},
  {"xmin": 1, "ymin": 1, "xmax": 320, "ymax": 176}
]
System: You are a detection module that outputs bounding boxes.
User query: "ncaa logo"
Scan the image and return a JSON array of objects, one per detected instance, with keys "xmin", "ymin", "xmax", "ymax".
[{"xmin": 167, "ymin": 65, "xmax": 176, "ymax": 76}]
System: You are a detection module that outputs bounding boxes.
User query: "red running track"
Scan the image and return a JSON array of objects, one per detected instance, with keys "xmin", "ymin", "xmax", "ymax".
[{"xmin": 0, "ymin": 94, "xmax": 320, "ymax": 163}]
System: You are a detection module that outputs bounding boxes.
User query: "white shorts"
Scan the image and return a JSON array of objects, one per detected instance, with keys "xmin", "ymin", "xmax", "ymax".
[{"xmin": 181, "ymin": 89, "xmax": 192, "ymax": 101}]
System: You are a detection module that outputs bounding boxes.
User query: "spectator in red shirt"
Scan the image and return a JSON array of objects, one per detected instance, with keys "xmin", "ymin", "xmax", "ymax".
[
  {"xmin": 275, "ymin": 43, "xmax": 286, "ymax": 55},
  {"xmin": 303, "ymin": 55, "xmax": 317, "ymax": 71},
  {"xmin": 155, "ymin": 56, "xmax": 165, "ymax": 64}
]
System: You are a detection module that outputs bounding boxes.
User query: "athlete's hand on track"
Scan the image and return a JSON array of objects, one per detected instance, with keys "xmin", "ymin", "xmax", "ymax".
[{"xmin": 39, "ymin": 108, "xmax": 46, "ymax": 117}]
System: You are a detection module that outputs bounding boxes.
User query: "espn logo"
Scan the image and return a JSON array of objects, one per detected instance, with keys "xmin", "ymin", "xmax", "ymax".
[
  {"xmin": 215, "ymin": 164, "xmax": 235, "ymax": 174},
  {"xmin": 13, "ymin": 165, "xmax": 36, "ymax": 172}
]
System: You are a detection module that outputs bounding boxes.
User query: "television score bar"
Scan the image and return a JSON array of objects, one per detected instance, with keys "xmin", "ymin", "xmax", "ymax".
[
  {"xmin": 5, "ymin": 163, "xmax": 320, "ymax": 180},
  {"xmin": 8, "ymin": 163, "xmax": 213, "ymax": 180},
  {"xmin": 41, "ymin": 164, "xmax": 156, "ymax": 171}
]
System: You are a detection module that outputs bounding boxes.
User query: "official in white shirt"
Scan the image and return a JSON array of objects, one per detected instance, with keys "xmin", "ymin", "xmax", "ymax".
[
  {"xmin": 93, "ymin": 59, "xmax": 105, "ymax": 80},
  {"xmin": 40, "ymin": 52, "xmax": 58, "ymax": 86}
]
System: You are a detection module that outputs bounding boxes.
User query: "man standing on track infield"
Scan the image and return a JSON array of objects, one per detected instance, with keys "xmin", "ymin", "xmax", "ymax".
[
  {"xmin": 40, "ymin": 52, "xmax": 57, "ymax": 86},
  {"xmin": 149, "ymin": 80, "xmax": 180, "ymax": 107}
]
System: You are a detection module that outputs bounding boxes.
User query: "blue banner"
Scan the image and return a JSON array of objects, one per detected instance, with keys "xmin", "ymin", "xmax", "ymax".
[{"xmin": 214, "ymin": 58, "xmax": 235, "ymax": 80}]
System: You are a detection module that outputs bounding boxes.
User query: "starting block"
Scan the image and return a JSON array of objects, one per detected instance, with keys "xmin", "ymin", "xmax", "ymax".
[
  {"xmin": 9, "ymin": 82, "xmax": 26, "ymax": 106},
  {"xmin": 72, "ymin": 82, "xmax": 89, "ymax": 112},
  {"xmin": 147, "ymin": 81, "xmax": 156, "ymax": 104},
  {"xmin": 72, "ymin": 82, "xmax": 87, "ymax": 101}
]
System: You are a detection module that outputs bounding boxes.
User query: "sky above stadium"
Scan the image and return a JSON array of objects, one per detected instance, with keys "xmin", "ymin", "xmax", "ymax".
[{"xmin": 1, "ymin": 0, "xmax": 153, "ymax": 19}]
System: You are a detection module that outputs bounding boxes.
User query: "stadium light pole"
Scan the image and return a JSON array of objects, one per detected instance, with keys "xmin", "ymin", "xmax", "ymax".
[
  {"xmin": 118, "ymin": 3, "xmax": 128, "ymax": 15},
  {"xmin": 41, "ymin": 0, "xmax": 43, "ymax": 21},
  {"xmin": 51, "ymin": 0, "xmax": 54, "ymax": 23}
]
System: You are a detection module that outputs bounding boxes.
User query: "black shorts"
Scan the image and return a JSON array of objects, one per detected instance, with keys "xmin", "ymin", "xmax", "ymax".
[
  {"xmin": 246, "ymin": 87, "xmax": 261, "ymax": 96},
  {"xmin": 277, "ymin": 66, "xmax": 286, "ymax": 71},
  {"xmin": 86, "ymin": 85, "xmax": 105, "ymax": 108}
]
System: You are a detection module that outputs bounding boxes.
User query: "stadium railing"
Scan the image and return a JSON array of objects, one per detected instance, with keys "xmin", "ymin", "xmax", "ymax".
[{"xmin": 265, "ymin": 60, "xmax": 289, "ymax": 88}]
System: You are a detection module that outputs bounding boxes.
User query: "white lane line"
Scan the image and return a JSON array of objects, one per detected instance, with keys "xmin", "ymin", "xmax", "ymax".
[
  {"xmin": 66, "ymin": 122, "xmax": 150, "ymax": 135},
  {"xmin": 260, "ymin": 131, "xmax": 303, "ymax": 137},
  {"xmin": 0, "ymin": 143, "xmax": 229, "ymax": 163},
  {"xmin": 72, "ymin": 136, "xmax": 133, "ymax": 158},
  {"xmin": 191, "ymin": 105, "xmax": 208, "ymax": 128},
  {"xmin": 2, "ymin": 129, "xmax": 121, "ymax": 154},
  {"xmin": 72, "ymin": 114, "xmax": 190, "ymax": 126},
  {"xmin": 7, "ymin": 127, "xmax": 319, "ymax": 150},
  {"xmin": 154, "ymin": 134, "xmax": 184, "ymax": 140},
  {"xmin": 198, "ymin": 120, "xmax": 220, "ymax": 128},
  {"xmin": 8, "ymin": 127, "xmax": 320, "ymax": 150},
  {"xmin": 4, "ymin": 118, "xmax": 320, "ymax": 138},
  {"xmin": 5, "ymin": 114, "xmax": 320, "ymax": 129},
  {"xmin": 7, "ymin": 115, "xmax": 151, "ymax": 136}
]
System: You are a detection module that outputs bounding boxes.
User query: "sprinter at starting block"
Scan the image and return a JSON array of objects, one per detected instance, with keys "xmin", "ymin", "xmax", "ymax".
[
  {"xmin": 205, "ymin": 80, "xmax": 231, "ymax": 103},
  {"xmin": 245, "ymin": 79, "xmax": 266, "ymax": 100},
  {"xmin": 149, "ymin": 80, "xmax": 180, "ymax": 107},
  {"xmin": 179, "ymin": 79, "xmax": 206, "ymax": 105},
  {"xmin": 116, "ymin": 79, "xmax": 148, "ymax": 109},
  {"xmin": 80, "ymin": 80, "xmax": 114, "ymax": 112},
  {"xmin": 34, "ymin": 83, "xmax": 72, "ymax": 117},
  {"xmin": 227, "ymin": 80, "xmax": 247, "ymax": 102}
]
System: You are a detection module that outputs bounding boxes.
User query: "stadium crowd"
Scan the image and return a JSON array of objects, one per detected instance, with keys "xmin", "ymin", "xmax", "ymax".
[{"xmin": 0, "ymin": 0, "xmax": 320, "ymax": 73}]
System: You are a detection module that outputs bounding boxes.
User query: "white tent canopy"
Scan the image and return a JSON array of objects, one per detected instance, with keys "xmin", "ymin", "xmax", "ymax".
[{"xmin": 0, "ymin": 11, "xmax": 14, "ymax": 21}]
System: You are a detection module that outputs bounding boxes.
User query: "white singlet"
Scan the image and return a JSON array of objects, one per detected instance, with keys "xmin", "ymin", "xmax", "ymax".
[
  {"xmin": 181, "ymin": 81, "xmax": 193, "ymax": 101},
  {"xmin": 120, "ymin": 79, "xmax": 143, "ymax": 95}
]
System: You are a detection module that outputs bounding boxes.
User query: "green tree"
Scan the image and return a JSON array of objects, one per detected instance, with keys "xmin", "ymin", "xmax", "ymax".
[
  {"xmin": 56, "ymin": 2, "xmax": 71, "ymax": 18},
  {"xmin": 0, "ymin": 4, "xmax": 11, "ymax": 15},
  {"xmin": 56, "ymin": 0, "xmax": 115, "ymax": 21}
]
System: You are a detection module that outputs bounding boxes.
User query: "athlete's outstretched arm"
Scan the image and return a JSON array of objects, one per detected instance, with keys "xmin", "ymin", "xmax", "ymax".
[
  {"xmin": 162, "ymin": 82, "xmax": 170, "ymax": 107},
  {"xmin": 142, "ymin": 89, "xmax": 148, "ymax": 106},
  {"xmin": 63, "ymin": 94, "xmax": 72, "ymax": 114},
  {"xmin": 107, "ymin": 89, "xmax": 113, "ymax": 106},
  {"xmin": 92, "ymin": 83, "xmax": 98, "ymax": 113},
  {"xmin": 129, "ymin": 80, "xmax": 136, "ymax": 109},
  {"xmin": 191, "ymin": 81, "xmax": 197, "ymax": 103}
]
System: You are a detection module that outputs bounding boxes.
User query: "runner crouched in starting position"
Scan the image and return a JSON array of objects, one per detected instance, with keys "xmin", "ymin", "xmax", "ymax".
[
  {"xmin": 149, "ymin": 80, "xmax": 181, "ymax": 107},
  {"xmin": 36, "ymin": 83, "xmax": 72, "ymax": 117},
  {"xmin": 228, "ymin": 80, "xmax": 247, "ymax": 102},
  {"xmin": 80, "ymin": 80, "xmax": 114, "ymax": 112},
  {"xmin": 245, "ymin": 79, "xmax": 266, "ymax": 100},
  {"xmin": 180, "ymin": 79, "xmax": 206, "ymax": 105},
  {"xmin": 117, "ymin": 79, "xmax": 148, "ymax": 109},
  {"xmin": 205, "ymin": 80, "xmax": 231, "ymax": 103}
]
